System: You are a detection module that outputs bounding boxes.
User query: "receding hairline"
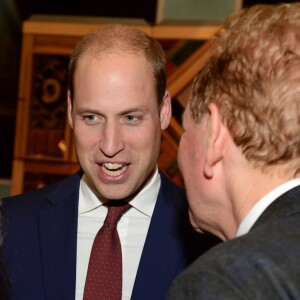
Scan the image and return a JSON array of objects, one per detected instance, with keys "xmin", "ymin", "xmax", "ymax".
[
  {"xmin": 72, "ymin": 24, "xmax": 157, "ymax": 58},
  {"xmin": 68, "ymin": 24, "xmax": 167, "ymax": 105}
]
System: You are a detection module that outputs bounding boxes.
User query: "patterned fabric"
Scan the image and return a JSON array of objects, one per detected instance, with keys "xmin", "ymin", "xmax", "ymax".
[{"xmin": 83, "ymin": 201, "xmax": 131, "ymax": 300}]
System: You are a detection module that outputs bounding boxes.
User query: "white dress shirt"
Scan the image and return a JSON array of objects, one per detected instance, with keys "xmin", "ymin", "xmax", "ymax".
[
  {"xmin": 236, "ymin": 178, "xmax": 300, "ymax": 237},
  {"xmin": 75, "ymin": 168, "xmax": 160, "ymax": 300}
]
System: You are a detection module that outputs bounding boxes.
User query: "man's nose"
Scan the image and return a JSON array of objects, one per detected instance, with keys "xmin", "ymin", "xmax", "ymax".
[{"xmin": 99, "ymin": 121, "xmax": 125, "ymax": 157}]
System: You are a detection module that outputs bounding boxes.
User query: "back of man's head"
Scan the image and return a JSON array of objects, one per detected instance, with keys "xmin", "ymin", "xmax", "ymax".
[{"xmin": 190, "ymin": 3, "xmax": 300, "ymax": 177}]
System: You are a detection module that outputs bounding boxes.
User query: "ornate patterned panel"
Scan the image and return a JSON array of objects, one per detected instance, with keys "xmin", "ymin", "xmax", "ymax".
[{"xmin": 27, "ymin": 54, "xmax": 69, "ymax": 158}]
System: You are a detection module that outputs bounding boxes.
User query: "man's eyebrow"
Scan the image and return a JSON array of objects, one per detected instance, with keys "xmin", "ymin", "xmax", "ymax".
[
  {"xmin": 117, "ymin": 106, "xmax": 150, "ymax": 115},
  {"xmin": 75, "ymin": 105, "xmax": 150, "ymax": 116},
  {"xmin": 75, "ymin": 107, "xmax": 102, "ymax": 115}
]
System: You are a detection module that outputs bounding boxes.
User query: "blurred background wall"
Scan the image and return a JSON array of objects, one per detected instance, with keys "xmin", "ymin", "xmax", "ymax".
[{"xmin": 0, "ymin": 0, "xmax": 298, "ymax": 187}]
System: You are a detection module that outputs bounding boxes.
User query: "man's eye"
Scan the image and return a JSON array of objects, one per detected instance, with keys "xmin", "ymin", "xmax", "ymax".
[
  {"xmin": 82, "ymin": 114, "xmax": 97, "ymax": 123},
  {"xmin": 125, "ymin": 115, "xmax": 138, "ymax": 122}
]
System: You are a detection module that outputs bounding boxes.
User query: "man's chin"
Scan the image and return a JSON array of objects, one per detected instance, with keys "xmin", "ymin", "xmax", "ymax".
[{"xmin": 95, "ymin": 186, "xmax": 135, "ymax": 202}]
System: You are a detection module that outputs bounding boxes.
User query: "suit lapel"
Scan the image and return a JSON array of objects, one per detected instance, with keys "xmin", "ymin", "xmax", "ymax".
[
  {"xmin": 131, "ymin": 173, "xmax": 188, "ymax": 300},
  {"xmin": 38, "ymin": 173, "xmax": 80, "ymax": 299}
]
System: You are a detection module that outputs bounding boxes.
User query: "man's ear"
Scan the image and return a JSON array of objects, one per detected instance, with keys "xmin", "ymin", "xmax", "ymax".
[
  {"xmin": 67, "ymin": 91, "xmax": 73, "ymax": 129},
  {"xmin": 204, "ymin": 103, "xmax": 227, "ymax": 178},
  {"xmin": 160, "ymin": 90, "xmax": 172, "ymax": 130}
]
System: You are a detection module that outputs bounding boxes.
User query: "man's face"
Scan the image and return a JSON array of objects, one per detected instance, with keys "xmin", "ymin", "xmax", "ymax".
[
  {"xmin": 68, "ymin": 52, "xmax": 170, "ymax": 200},
  {"xmin": 178, "ymin": 106, "xmax": 210, "ymax": 232},
  {"xmin": 179, "ymin": 104, "xmax": 238, "ymax": 240}
]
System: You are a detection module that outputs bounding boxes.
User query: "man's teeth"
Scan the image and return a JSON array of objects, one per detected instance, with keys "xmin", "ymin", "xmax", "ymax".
[{"xmin": 101, "ymin": 163, "xmax": 127, "ymax": 177}]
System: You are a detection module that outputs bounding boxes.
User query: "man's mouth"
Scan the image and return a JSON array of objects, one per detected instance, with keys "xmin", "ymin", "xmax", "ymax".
[{"xmin": 100, "ymin": 162, "xmax": 128, "ymax": 177}]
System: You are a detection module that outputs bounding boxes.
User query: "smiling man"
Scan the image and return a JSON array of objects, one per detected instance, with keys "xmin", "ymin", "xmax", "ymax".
[
  {"xmin": 68, "ymin": 50, "xmax": 166, "ymax": 202},
  {"xmin": 2, "ymin": 24, "xmax": 219, "ymax": 300}
]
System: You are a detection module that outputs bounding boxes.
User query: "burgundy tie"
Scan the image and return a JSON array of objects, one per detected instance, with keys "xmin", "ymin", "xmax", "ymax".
[{"xmin": 83, "ymin": 201, "xmax": 131, "ymax": 300}]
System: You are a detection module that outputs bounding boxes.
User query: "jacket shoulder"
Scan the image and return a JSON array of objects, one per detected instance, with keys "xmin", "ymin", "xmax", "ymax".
[{"xmin": 3, "ymin": 172, "xmax": 81, "ymax": 212}]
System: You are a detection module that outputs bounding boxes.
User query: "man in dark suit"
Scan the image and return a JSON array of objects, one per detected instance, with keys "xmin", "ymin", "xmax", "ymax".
[
  {"xmin": 2, "ymin": 24, "xmax": 218, "ymax": 300},
  {"xmin": 167, "ymin": 3, "xmax": 300, "ymax": 299}
]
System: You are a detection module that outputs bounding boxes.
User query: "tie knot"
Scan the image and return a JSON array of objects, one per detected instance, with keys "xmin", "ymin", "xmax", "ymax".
[{"xmin": 104, "ymin": 201, "xmax": 131, "ymax": 225}]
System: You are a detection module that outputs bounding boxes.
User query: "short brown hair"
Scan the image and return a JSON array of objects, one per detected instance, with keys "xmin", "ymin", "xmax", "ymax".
[
  {"xmin": 190, "ymin": 3, "xmax": 300, "ymax": 175},
  {"xmin": 68, "ymin": 24, "xmax": 166, "ymax": 107}
]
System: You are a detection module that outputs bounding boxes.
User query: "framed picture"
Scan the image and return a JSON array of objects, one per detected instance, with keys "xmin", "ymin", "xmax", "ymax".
[{"xmin": 156, "ymin": 0, "xmax": 242, "ymax": 24}]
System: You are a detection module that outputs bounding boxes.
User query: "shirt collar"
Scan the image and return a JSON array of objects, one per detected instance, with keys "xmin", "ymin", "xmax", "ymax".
[
  {"xmin": 236, "ymin": 178, "xmax": 300, "ymax": 237},
  {"xmin": 79, "ymin": 167, "xmax": 160, "ymax": 218}
]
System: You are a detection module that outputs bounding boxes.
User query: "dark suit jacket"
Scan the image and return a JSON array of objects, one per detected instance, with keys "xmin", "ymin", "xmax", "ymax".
[
  {"xmin": 167, "ymin": 185, "xmax": 300, "ymax": 300},
  {"xmin": 3, "ymin": 171, "xmax": 218, "ymax": 300}
]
